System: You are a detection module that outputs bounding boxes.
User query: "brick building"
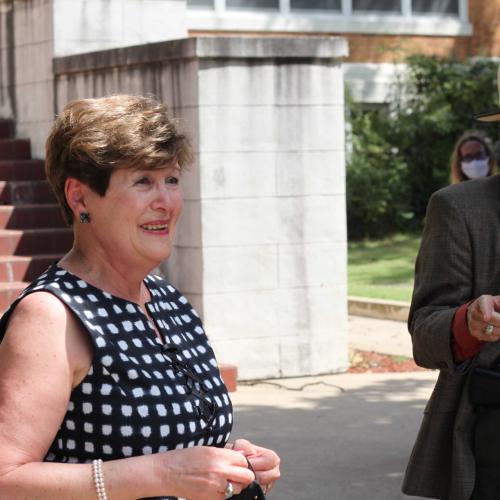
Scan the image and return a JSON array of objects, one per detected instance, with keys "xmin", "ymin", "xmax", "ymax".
[
  {"xmin": 0, "ymin": 0, "xmax": 496, "ymax": 379},
  {"xmin": 186, "ymin": 0, "xmax": 500, "ymax": 103}
]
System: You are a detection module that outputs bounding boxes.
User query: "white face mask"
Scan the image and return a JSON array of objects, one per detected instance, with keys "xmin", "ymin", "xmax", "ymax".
[{"xmin": 461, "ymin": 158, "xmax": 490, "ymax": 179}]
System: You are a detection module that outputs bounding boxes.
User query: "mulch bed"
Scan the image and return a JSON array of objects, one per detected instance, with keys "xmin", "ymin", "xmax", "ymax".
[{"xmin": 348, "ymin": 349, "xmax": 427, "ymax": 373}]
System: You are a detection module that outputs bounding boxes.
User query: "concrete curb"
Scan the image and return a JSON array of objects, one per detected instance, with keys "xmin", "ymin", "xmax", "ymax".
[{"xmin": 348, "ymin": 296, "xmax": 410, "ymax": 322}]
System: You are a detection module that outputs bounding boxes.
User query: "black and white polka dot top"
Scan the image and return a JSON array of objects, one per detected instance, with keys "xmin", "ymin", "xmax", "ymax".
[{"xmin": 0, "ymin": 264, "xmax": 233, "ymax": 500}]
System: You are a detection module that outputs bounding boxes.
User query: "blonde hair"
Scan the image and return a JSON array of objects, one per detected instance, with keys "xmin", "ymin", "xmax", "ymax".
[
  {"xmin": 450, "ymin": 129, "xmax": 496, "ymax": 183},
  {"xmin": 45, "ymin": 95, "xmax": 192, "ymax": 224}
]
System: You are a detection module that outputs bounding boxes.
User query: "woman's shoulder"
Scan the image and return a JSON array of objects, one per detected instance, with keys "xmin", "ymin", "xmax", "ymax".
[
  {"xmin": 0, "ymin": 264, "xmax": 85, "ymax": 344},
  {"xmin": 3, "ymin": 290, "xmax": 72, "ymax": 339},
  {"xmin": 0, "ymin": 290, "xmax": 82, "ymax": 364},
  {"xmin": 12, "ymin": 288, "xmax": 67, "ymax": 314}
]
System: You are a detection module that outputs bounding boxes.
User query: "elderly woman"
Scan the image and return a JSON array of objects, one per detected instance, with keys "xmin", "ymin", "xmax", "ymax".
[{"xmin": 0, "ymin": 95, "xmax": 280, "ymax": 499}]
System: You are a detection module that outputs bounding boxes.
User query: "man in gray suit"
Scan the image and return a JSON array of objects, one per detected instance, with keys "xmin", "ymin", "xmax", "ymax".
[{"xmin": 403, "ymin": 70, "xmax": 500, "ymax": 500}]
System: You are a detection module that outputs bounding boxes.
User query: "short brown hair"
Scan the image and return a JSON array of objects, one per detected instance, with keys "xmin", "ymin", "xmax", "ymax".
[
  {"xmin": 45, "ymin": 95, "xmax": 192, "ymax": 224},
  {"xmin": 450, "ymin": 129, "xmax": 496, "ymax": 184}
]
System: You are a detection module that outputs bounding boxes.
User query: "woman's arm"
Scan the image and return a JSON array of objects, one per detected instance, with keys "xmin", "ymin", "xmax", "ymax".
[{"xmin": 0, "ymin": 292, "xmax": 253, "ymax": 499}]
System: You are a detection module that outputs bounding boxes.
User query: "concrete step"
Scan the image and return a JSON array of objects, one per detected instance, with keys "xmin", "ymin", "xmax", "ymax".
[
  {"xmin": 0, "ymin": 228, "xmax": 73, "ymax": 255},
  {"xmin": 0, "ymin": 281, "xmax": 27, "ymax": 312},
  {"xmin": 0, "ymin": 160, "xmax": 46, "ymax": 181},
  {"xmin": 0, "ymin": 138, "xmax": 31, "ymax": 160},
  {"xmin": 0, "ymin": 254, "xmax": 60, "ymax": 282},
  {"xmin": 0, "ymin": 120, "xmax": 15, "ymax": 139},
  {"xmin": 348, "ymin": 296, "xmax": 410, "ymax": 322},
  {"xmin": 0, "ymin": 204, "xmax": 65, "ymax": 229},
  {"xmin": 0, "ymin": 180, "xmax": 56, "ymax": 204}
]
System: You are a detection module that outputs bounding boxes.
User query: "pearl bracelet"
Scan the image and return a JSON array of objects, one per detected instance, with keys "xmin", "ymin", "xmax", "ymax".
[{"xmin": 91, "ymin": 459, "xmax": 108, "ymax": 500}]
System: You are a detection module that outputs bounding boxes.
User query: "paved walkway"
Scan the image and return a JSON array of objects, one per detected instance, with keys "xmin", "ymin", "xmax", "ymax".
[
  {"xmin": 230, "ymin": 316, "xmax": 438, "ymax": 500},
  {"xmin": 348, "ymin": 315, "xmax": 413, "ymax": 357}
]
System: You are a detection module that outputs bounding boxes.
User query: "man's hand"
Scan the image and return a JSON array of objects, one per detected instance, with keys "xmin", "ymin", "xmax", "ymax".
[{"xmin": 467, "ymin": 295, "xmax": 500, "ymax": 342}]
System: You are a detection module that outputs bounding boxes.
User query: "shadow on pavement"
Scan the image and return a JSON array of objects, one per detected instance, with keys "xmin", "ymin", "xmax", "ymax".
[{"xmin": 231, "ymin": 374, "xmax": 436, "ymax": 500}]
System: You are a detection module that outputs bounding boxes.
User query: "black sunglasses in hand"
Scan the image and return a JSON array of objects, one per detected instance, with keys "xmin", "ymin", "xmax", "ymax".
[
  {"xmin": 231, "ymin": 458, "xmax": 266, "ymax": 500},
  {"xmin": 162, "ymin": 344, "xmax": 217, "ymax": 429}
]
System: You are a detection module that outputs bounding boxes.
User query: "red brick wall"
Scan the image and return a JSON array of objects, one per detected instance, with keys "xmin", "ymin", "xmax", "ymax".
[
  {"xmin": 341, "ymin": 34, "xmax": 470, "ymax": 62},
  {"xmin": 189, "ymin": 0, "xmax": 500, "ymax": 62},
  {"xmin": 467, "ymin": 0, "xmax": 500, "ymax": 57},
  {"xmin": 343, "ymin": 0, "xmax": 500, "ymax": 62}
]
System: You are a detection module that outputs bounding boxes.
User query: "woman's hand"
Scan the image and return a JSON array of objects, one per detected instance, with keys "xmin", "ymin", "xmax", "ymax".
[
  {"xmin": 232, "ymin": 438, "xmax": 280, "ymax": 494},
  {"xmin": 467, "ymin": 295, "xmax": 500, "ymax": 342},
  {"xmin": 159, "ymin": 446, "xmax": 255, "ymax": 500}
]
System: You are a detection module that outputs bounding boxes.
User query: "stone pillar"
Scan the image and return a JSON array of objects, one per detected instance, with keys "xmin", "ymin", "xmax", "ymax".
[
  {"xmin": 167, "ymin": 37, "xmax": 349, "ymax": 379},
  {"xmin": 0, "ymin": 0, "xmax": 55, "ymax": 156},
  {"xmin": 53, "ymin": 35, "xmax": 349, "ymax": 379}
]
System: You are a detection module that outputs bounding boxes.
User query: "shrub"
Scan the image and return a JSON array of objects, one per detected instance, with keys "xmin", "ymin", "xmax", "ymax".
[
  {"xmin": 346, "ymin": 55, "xmax": 499, "ymax": 239},
  {"xmin": 346, "ymin": 99, "xmax": 410, "ymax": 239}
]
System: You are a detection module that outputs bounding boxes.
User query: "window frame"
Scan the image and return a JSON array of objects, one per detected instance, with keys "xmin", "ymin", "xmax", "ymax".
[{"xmin": 187, "ymin": 0, "xmax": 471, "ymax": 37}]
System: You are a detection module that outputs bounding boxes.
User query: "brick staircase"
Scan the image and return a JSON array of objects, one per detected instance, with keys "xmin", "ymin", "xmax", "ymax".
[{"xmin": 0, "ymin": 119, "xmax": 72, "ymax": 311}]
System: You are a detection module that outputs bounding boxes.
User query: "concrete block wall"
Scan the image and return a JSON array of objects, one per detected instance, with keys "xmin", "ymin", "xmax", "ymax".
[
  {"xmin": 189, "ymin": 38, "xmax": 349, "ymax": 378},
  {"xmin": 0, "ymin": 1, "xmax": 15, "ymax": 118},
  {"xmin": 344, "ymin": 63, "xmax": 406, "ymax": 103},
  {"xmin": 0, "ymin": 0, "xmax": 55, "ymax": 156}
]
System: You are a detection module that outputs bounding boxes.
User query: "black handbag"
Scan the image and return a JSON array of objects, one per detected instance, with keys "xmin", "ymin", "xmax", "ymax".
[{"xmin": 231, "ymin": 458, "xmax": 267, "ymax": 500}]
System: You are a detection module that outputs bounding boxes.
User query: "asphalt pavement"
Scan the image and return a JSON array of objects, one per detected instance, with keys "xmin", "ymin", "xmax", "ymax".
[{"xmin": 229, "ymin": 315, "xmax": 438, "ymax": 500}]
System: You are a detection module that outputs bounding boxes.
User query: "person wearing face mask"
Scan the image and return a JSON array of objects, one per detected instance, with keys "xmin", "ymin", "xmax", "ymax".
[{"xmin": 450, "ymin": 129, "xmax": 496, "ymax": 183}]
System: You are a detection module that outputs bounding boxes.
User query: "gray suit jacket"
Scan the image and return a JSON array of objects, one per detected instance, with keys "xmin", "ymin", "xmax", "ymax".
[{"xmin": 403, "ymin": 174, "xmax": 500, "ymax": 500}]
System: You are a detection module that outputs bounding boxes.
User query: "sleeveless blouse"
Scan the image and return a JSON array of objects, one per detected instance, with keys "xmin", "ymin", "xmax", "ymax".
[{"xmin": 0, "ymin": 264, "xmax": 233, "ymax": 500}]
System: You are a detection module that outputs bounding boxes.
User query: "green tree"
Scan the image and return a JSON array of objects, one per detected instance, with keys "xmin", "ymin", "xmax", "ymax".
[
  {"xmin": 346, "ymin": 55, "xmax": 499, "ymax": 239},
  {"xmin": 346, "ymin": 98, "xmax": 409, "ymax": 239},
  {"xmin": 391, "ymin": 55, "xmax": 499, "ymax": 220}
]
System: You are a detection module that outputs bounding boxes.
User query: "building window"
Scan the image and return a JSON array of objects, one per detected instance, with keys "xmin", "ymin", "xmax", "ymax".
[
  {"xmin": 187, "ymin": 0, "xmax": 214, "ymax": 8},
  {"xmin": 226, "ymin": 0, "xmax": 279, "ymax": 9},
  {"xmin": 352, "ymin": 0, "xmax": 401, "ymax": 12},
  {"xmin": 290, "ymin": 0, "xmax": 341, "ymax": 10},
  {"xmin": 187, "ymin": 0, "xmax": 463, "ymax": 15},
  {"xmin": 412, "ymin": 0, "xmax": 459, "ymax": 14},
  {"xmin": 187, "ymin": 0, "xmax": 470, "ymax": 37}
]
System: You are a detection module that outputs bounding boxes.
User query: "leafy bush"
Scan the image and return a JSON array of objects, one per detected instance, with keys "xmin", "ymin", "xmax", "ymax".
[
  {"xmin": 346, "ymin": 99, "xmax": 410, "ymax": 239},
  {"xmin": 346, "ymin": 55, "xmax": 499, "ymax": 239}
]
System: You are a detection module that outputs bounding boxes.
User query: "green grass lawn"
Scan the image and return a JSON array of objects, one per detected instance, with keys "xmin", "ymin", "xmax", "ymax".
[{"xmin": 348, "ymin": 233, "xmax": 421, "ymax": 302}]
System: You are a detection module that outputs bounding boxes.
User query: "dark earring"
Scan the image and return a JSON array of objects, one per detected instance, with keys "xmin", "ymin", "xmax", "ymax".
[{"xmin": 79, "ymin": 212, "xmax": 91, "ymax": 224}]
